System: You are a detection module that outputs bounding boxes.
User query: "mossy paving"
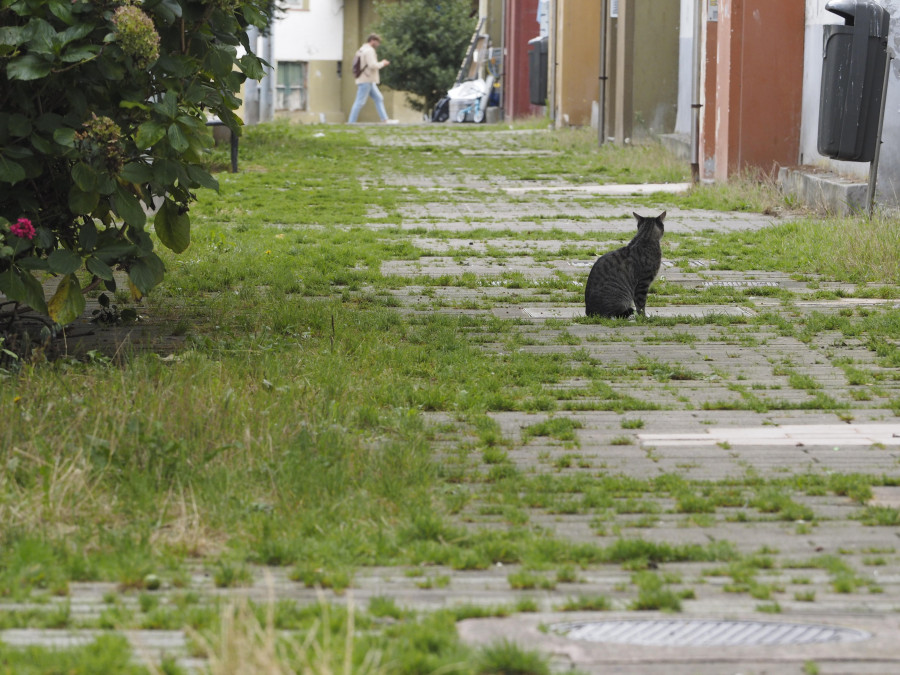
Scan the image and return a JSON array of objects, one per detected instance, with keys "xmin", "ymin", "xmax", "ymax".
[{"xmin": 362, "ymin": 127, "xmax": 900, "ymax": 642}]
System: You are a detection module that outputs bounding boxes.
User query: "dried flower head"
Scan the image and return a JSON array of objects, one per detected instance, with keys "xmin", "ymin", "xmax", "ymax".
[
  {"xmin": 76, "ymin": 114, "xmax": 125, "ymax": 174},
  {"xmin": 112, "ymin": 5, "xmax": 160, "ymax": 69}
]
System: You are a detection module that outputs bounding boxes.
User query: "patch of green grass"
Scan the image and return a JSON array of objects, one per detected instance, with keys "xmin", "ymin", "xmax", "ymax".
[
  {"xmin": 855, "ymin": 505, "xmax": 900, "ymax": 526},
  {"xmin": 756, "ymin": 601, "xmax": 782, "ymax": 614},
  {"xmin": 507, "ymin": 570, "xmax": 557, "ymax": 591},
  {"xmin": 557, "ymin": 595, "xmax": 612, "ymax": 612},
  {"xmin": 751, "ymin": 488, "xmax": 815, "ymax": 522},
  {"xmin": 675, "ymin": 492, "xmax": 716, "ymax": 514},
  {"xmin": 521, "ymin": 417, "xmax": 583, "ymax": 443},
  {"xmin": 629, "ymin": 571, "xmax": 683, "ymax": 612},
  {"xmin": 475, "ymin": 639, "xmax": 551, "ymax": 675},
  {"xmin": 0, "ymin": 634, "xmax": 151, "ymax": 674}
]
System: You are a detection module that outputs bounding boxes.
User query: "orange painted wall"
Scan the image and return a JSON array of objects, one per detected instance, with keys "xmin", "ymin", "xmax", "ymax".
[
  {"xmin": 701, "ymin": 12, "xmax": 718, "ymax": 178},
  {"xmin": 714, "ymin": 0, "xmax": 804, "ymax": 180}
]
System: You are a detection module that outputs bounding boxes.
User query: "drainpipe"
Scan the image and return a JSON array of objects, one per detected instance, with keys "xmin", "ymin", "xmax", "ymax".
[
  {"xmin": 548, "ymin": 0, "xmax": 557, "ymax": 124},
  {"xmin": 261, "ymin": 32, "xmax": 275, "ymax": 122},
  {"xmin": 598, "ymin": 0, "xmax": 608, "ymax": 146},
  {"xmin": 690, "ymin": 0, "xmax": 702, "ymax": 183},
  {"xmin": 500, "ymin": 0, "xmax": 506, "ymax": 120}
]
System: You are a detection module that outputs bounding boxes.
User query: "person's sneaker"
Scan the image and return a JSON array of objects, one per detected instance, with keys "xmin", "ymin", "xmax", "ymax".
[{"xmin": 384, "ymin": 119, "xmax": 400, "ymax": 124}]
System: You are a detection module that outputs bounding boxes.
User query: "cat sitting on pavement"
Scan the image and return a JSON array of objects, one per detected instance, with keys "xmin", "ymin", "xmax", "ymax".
[{"xmin": 584, "ymin": 211, "xmax": 665, "ymax": 319}]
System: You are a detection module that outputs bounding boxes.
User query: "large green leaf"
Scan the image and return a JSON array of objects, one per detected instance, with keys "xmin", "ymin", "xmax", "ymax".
[
  {"xmin": 238, "ymin": 53, "xmax": 264, "ymax": 80},
  {"xmin": 68, "ymin": 184, "xmax": 99, "ymax": 214},
  {"xmin": 7, "ymin": 54, "xmax": 51, "ymax": 80},
  {"xmin": 128, "ymin": 253, "xmax": 165, "ymax": 295},
  {"xmin": 72, "ymin": 162, "xmax": 97, "ymax": 192},
  {"xmin": 47, "ymin": 248, "xmax": 82, "ymax": 275},
  {"xmin": 0, "ymin": 26, "xmax": 24, "ymax": 48},
  {"xmin": 86, "ymin": 255, "xmax": 114, "ymax": 281},
  {"xmin": 93, "ymin": 240, "xmax": 137, "ymax": 264},
  {"xmin": 16, "ymin": 256, "xmax": 51, "ymax": 271},
  {"xmin": 206, "ymin": 45, "xmax": 235, "ymax": 79},
  {"xmin": 78, "ymin": 219, "xmax": 98, "ymax": 252},
  {"xmin": 167, "ymin": 123, "xmax": 189, "ymax": 152},
  {"xmin": 0, "ymin": 267, "xmax": 48, "ymax": 314},
  {"xmin": 9, "ymin": 114, "xmax": 31, "ymax": 137},
  {"xmin": 61, "ymin": 44, "xmax": 98, "ymax": 63},
  {"xmin": 112, "ymin": 184, "xmax": 146, "ymax": 228},
  {"xmin": 53, "ymin": 127, "xmax": 76, "ymax": 147},
  {"xmin": 0, "ymin": 156, "xmax": 26, "ymax": 183},
  {"xmin": 154, "ymin": 202, "xmax": 190, "ymax": 253},
  {"xmin": 57, "ymin": 23, "xmax": 92, "ymax": 47},
  {"xmin": 186, "ymin": 165, "xmax": 219, "ymax": 192},
  {"xmin": 47, "ymin": 273, "xmax": 84, "ymax": 325},
  {"xmin": 135, "ymin": 121, "xmax": 167, "ymax": 149},
  {"xmin": 120, "ymin": 161, "xmax": 154, "ymax": 184}
]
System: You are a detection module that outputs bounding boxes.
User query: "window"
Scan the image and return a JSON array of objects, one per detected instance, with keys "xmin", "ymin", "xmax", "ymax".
[
  {"xmin": 276, "ymin": 62, "xmax": 308, "ymax": 111},
  {"xmin": 282, "ymin": 0, "xmax": 309, "ymax": 9}
]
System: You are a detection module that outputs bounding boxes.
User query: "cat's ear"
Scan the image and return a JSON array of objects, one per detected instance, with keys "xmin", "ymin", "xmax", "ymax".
[
  {"xmin": 658, "ymin": 211, "xmax": 666, "ymax": 221},
  {"xmin": 632, "ymin": 212, "xmax": 641, "ymax": 227}
]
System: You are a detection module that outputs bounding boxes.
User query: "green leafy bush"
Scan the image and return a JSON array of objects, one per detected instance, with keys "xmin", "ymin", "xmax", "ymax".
[{"xmin": 0, "ymin": 0, "xmax": 271, "ymax": 323}]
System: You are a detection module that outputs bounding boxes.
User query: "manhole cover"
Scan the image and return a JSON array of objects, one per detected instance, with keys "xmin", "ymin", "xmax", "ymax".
[{"xmin": 551, "ymin": 620, "xmax": 871, "ymax": 647}]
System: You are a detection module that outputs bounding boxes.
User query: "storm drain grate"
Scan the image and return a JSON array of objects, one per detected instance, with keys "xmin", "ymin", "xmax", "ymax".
[{"xmin": 551, "ymin": 620, "xmax": 871, "ymax": 647}]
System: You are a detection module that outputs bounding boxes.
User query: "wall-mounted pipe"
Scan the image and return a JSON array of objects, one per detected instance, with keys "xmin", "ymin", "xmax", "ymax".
[
  {"xmin": 598, "ymin": 0, "xmax": 609, "ymax": 146},
  {"xmin": 548, "ymin": 0, "xmax": 557, "ymax": 124},
  {"xmin": 690, "ymin": 0, "xmax": 702, "ymax": 183}
]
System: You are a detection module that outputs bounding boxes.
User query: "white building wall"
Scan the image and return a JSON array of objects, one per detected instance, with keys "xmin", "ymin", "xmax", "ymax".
[
  {"xmin": 801, "ymin": 0, "xmax": 900, "ymax": 203},
  {"xmin": 675, "ymin": 0, "xmax": 696, "ymax": 135},
  {"xmin": 273, "ymin": 0, "xmax": 344, "ymax": 62}
]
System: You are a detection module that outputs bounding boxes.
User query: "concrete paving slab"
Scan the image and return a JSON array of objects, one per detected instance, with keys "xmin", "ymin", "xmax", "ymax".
[
  {"xmin": 503, "ymin": 182, "xmax": 693, "ymax": 195},
  {"xmin": 511, "ymin": 305, "xmax": 757, "ymax": 319},
  {"xmin": 638, "ymin": 424, "xmax": 900, "ymax": 448}
]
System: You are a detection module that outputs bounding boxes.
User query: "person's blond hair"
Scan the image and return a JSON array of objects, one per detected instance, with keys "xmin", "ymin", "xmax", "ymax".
[{"xmin": 367, "ymin": 33, "xmax": 381, "ymax": 43}]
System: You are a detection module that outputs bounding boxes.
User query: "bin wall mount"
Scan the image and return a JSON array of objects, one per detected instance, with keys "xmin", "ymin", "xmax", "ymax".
[{"xmin": 817, "ymin": 0, "xmax": 891, "ymax": 162}]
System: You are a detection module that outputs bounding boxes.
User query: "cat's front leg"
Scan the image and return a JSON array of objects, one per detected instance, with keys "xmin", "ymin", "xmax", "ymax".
[{"xmin": 634, "ymin": 285, "xmax": 650, "ymax": 315}]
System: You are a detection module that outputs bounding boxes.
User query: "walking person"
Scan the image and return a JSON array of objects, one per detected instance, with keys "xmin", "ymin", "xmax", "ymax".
[{"xmin": 348, "ymin": 33, "xmax": 398, "ymax": 124}]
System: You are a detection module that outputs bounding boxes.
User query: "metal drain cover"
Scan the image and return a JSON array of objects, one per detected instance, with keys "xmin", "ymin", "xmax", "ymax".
[{"xmin": 551, "ymin": 620, "xmax": 871, "ymax": 647}]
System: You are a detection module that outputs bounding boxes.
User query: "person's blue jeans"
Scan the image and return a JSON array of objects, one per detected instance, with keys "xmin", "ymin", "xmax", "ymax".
[{"xmin": 348, "ymin": 82, "xmax": 388, "ymax": 123}]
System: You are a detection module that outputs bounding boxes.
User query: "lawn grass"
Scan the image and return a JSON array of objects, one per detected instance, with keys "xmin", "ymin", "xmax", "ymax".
[{"xmin": 2, "ymin": 121, "xmax": 899, "ymax": 670}]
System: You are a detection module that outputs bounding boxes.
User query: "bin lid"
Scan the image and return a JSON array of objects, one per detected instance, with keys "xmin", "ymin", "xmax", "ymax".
[{"xmin": 825, "ymin": 0, "xmax": 890, "ymax": 38}]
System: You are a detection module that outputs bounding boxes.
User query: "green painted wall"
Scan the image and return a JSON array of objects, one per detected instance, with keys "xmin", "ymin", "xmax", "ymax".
[{"xmin": 632, "ymin": 0, "xmax": 680, "ymax": 136}]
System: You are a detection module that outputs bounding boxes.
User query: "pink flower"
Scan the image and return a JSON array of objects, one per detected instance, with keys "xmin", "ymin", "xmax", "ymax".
[{"xmin": 10, "ymin": 218, "xmax": 35, "ymax": 240}]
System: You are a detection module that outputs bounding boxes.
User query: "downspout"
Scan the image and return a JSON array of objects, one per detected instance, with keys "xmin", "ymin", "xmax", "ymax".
[
  {"xmin": 500, "ymin": 0, "xmax": 506, "ymax": 120},
  {"xmin": 548, "ymin": 0, "xmax": 557, "ymax": 124},
  {"xmin": 261, "ymin": 32, "xmax": 275, "ymax": 122},
  {"xmin": 245, "ymin": 26, "xmax": 260, "ymax": 125},
  {"xmin": 690, "ymin": 0, "xmax": 702, "ymax": 183},
  {"xmin": 598, "ymin": 0, "xmax": 608, "ymax": 146}
]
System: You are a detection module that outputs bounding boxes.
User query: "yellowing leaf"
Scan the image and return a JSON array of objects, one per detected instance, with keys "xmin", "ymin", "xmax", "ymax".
[{"xmin": 47, "ymin": 273, "xmax": 85, "ymax": 325}]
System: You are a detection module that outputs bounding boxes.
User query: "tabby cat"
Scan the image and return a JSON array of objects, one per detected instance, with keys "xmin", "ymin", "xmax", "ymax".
[{"xmin": 584, "ymin": 211, "xmax": 665, "ymax": 318}]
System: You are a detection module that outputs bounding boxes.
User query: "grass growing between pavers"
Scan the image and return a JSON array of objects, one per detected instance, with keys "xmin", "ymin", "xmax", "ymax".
[{"xmin": 3, "ymin": 122, "xmax": 900, "ymax": 671}]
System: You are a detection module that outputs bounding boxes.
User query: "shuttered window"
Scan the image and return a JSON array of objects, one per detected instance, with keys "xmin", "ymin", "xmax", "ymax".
[{"xmin": 276, "ymin": 62, "xmax": 307, "ymax": 111}]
